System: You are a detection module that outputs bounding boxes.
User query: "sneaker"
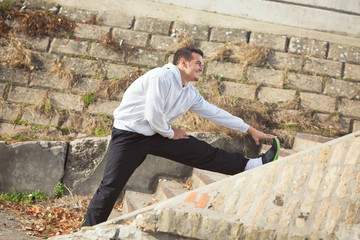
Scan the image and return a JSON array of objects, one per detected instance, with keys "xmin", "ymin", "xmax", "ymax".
[{"xmin": 261, "ymin": 138, "xmax": 280, "ymax": 164}]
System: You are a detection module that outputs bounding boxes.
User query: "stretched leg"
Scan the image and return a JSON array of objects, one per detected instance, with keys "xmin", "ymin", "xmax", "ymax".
[
  {"xmin": 148, "ymin": 135, "xmax": 249, "ymax": 175},
  {"xmin": 82, "ymin": 129, "xmax": 147, "ymax": 226}
]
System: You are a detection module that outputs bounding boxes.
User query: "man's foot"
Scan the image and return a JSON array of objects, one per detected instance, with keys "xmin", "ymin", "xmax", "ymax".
[{"xmin": 261, "ymin": 138, "xmax": 280, "ymax": 164}]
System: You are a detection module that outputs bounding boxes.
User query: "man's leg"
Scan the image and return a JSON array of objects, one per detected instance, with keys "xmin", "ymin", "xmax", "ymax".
[
  {"xmin": 81, "ymin": 129, "xmax": 147, "ymax": 227},
  {"xmin": 148, "ymin": 135, "xmax": 248, "ymax": 175}
]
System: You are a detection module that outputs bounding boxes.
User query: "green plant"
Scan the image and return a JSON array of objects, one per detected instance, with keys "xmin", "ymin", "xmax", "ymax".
[
  {"xmin": 0, "ymin": 188, "xmax": 47, "ymax": 204},
  {"xmin": 0, "ymin": 0, "xmax": 14, "ymax": 11},
  {"xmin": 94, "ymin": 125, "xmax": 111, "ymax": 137},
  {"xmin": 54, "ymin": 182, "xmax": 65, "ymax": 198},
  {"xmin": 84, "ymin": 91, "xmax": 97, "ymax": 105}
]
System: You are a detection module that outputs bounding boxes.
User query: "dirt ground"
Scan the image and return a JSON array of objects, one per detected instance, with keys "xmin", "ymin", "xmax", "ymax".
[{"xmin": 0, "ymin": 209, "xmax": 39, "ymax": 240}]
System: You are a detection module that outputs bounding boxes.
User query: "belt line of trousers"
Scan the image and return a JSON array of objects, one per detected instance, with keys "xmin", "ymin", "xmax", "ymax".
[{"xmin": 82, "ymin": 128, "xmax": 249, "ymax": 226}]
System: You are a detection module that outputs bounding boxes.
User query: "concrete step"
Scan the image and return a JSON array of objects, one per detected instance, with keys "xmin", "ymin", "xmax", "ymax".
[
  {"xmin": 292, "ymin": 132, "xmax": 333, "ymax": 152},
  {"xmin": 155, "ymin": 179, "xmax": 190, "ymax": 202},
  {"xmin": 191, "ymin": 168, "xmax": 229, "ymax": 189},
  {"xmin": 122, "ymin": 190, "xmax": 157, "ymax": 215}
]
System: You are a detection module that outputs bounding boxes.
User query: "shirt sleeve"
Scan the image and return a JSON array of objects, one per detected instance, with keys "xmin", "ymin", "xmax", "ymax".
[
  {"xmin": 144, "ymin": 76, "xmax": 174, "ymax": 139},
  {"xmin": 190, "ymin": 93, "xmax": 250, "ymax": 133}
]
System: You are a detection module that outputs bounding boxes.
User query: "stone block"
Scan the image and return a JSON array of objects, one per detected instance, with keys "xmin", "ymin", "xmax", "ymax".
[
  {"xmin": 324, "ymin": 78, "xmax": 360, "ymax": 99},
  {"xmin": 287, "ymin": 72, "xmax": 323, "ymax": 93},
  {"xmin": 30, "ymin": 71, "xmax": 69, "ymax": 90},
  {"xmin": 74, "ymin": 24, "xmax": 110, "ymax": 40},
  {"xmin": 49, "ymin": 38, "xmax": 89, "ymax": 56},
  {"xmin": 87, "ymin": 99, "xmax": 119, "ymax": 116},
  {"xmin": 277, "ymin": 165, "xmax": 295, "ymax": 193},
  {"xmin": 258, "ymin": 87, "xmax": 296, "ymax": 104},
  {"xmin": 7, "ymin": 86, "xmax": 46, "ymax": 105},
  {"xmin": 112, "ymin": 28, "xmax": 149, "ymax": 48},
  {"xmin": 150, "ymin": 35, "xmax": 176, "ymax": 51},
  {"xmin": 289, "ymin": 37, "xmax": 328, "ymax": 58},
  {"xmin": 98, "ymin": 12, "xmax": 134, "ymax": 29},
  {"xmin": 344, "ymin": 63, "xmax": 360, "ymax": 81},
  {"xmin": 59, "ymin": 7, "xmax": 99, "ymax": 22},
  {"xmin": 173, "ymin": 21, "xmax": 209, "ymax": 41},
  {"xmin": 63, "ymin": 137, "xmax": 110, "ymax": 193},
  {"xmin": 32, "ymin": 52, "xmax": 61, "ymax": 71},
  {"xmin": 248, "ymin": 67, "xmax": 284, "ymax": 88},
  {"xmin": 354, "ymin": 120, "xmax": 360, "ymax": 132},
  {"xmin": 0, "ymin": 83, "xmax": 5, "ymax": 98},
  {"xmin": 72, "ymin": 78, "xmax": 102, "ymax": 94},
  {"xmin": 195, "ymin": 41, "xmax": 225, "ymax": 58},
  {"xmin": 127, "ymin": 49, "xmax": 166, "ymax": 68},
  {"xmin": 300, "ymin": 92, "xmax": 336, "ymax": 113},
  {"xmin": 210, "ymin": 27, "xmax": 248, "ymax": 43},
  {"xmin": 314, "ymin": 113, "xmax": 350, "ymax": 133},
  {"xmin": 134, "ymin": 17, "xmax": 171, "ymax": 36},
  {"xmin": 50, "ymin": 92, "xmax": 84, "ymax": 111},
  {"xmin": 267, "ymin": 51, "xmax": 303, "ymax": 71},
  {"xmin": 328, "ymin": 43, "xmax": 360, "ymax": 64},
  {"xmin": 63, "ymin": 56, "xmax": 102, "ymax": 76},
  {"xmin": 0, "ymin": 103, "xmax": 21, "ymax": 121},
  {"xmin": 338, "ymin": 98, "xmax": 360, "ymax": 118},
  {"xmin": 303, "ymin": 57, "xmax": 342, "ymax": 77},
  {"xmin": 206, "ymin": 61, "xmax": 244, "ymax": 80},
  {"xmin": 219, "ymin": 82, "xmax": 256, "ymax": 100},
  {"xmin": 16, "ymin": 36, "xmax": 50, "ymax": 52},
  {"xmin": 89, "ymin": 42, "xmax": 125, "ymax": 62},
  {"xmin": 105, "ymin": 63, "xmax": 140, "ymax": 79},
  {"xmin": 307, "ymin": 164, "xmax": 325, "ymax": 195},
  {"xmin": 0, "ymin": 123, "xmax": 30, "ymax": 136},
  {"xmin": 279, "ymin": 198, "xmax": 299, "ymax": 227},
  {"xmin": 0, "ymin": 45, "xmax": 11, "ymax": 62},
  {"xmin": 249, "ymin": 32, "xmax": 287, "ymax": 52},
  {"xmin": 0, "ymin": 141, "xmax": 68, "ymax": 196},
  {"xmin": 0, "ymin": 67, "xmax": 29, "ymax": 85},
  {"xmin": 21, "ymin": 107, "xmax": 60, "ymax": 126}
]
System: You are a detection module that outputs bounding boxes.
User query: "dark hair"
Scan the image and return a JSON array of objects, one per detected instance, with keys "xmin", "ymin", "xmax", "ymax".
[{"xmin": 173, "ymin": 47, "xmax": 203, "ymax": 65}]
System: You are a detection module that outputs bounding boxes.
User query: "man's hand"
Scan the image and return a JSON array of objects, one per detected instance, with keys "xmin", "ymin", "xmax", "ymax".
[
  {"xmin": 247, "ymin": 126, "xmax": 276, "ymax": 145},
  {"xmin": 172, "ymin": 128, "xmax": 190, "ymax": 140}
]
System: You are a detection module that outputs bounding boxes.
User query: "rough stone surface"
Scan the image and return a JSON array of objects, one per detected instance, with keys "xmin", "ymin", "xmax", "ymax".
[
  {"xmin": 219, "ymin": 81, "xmax": 256, "ymax": 100},
  {"xmin": 87, "ymin": 99, "xmax": 119, "ymax": 116},
  {"xmin": 112, "ymin": 28, "xmax": 150, "ymax": 48},
  {"xmin": 344, "ymin": 63, "xmax": 360, "ymax": 81},
  {"xmin": 98, "ymin": 12, "xmax": 134, "ymax": 29},
  {"xmin": 63, "ymin": 137, "xmax": 110, "ymax": 194},
  {"xmin": 195, "ymin": 41, "xmax": 225, "ymax": 58},
  {"xmin": 267, "ymin": 52, "xmax": 303, "ymax": 71},
  {"xmin": 300, "ymin": 92, "xmax": 336, "ymax": 113},
  {"xmin": 173, "ymin": 21, "xmax": 209, "ymax": 41},
  {"xmin": 0, "ymin": 103, "xmax": 20, "ymax": 121},
  {"xmin": 303, "ymin": 57, "xmax": 342, "ymax": 77},
  {"xmin": 74, "ymin": 23, "xmax": 110, "ymax": 40},
  {"xmin": 0, "ymin": 141, "xmax": 67, "ymax": 196},
  {"xmin": 338, "ymin": 98, "xmax": 360, "ymax": 118},
  {"xmin": 328, "ymin": 43, "xmax": 360, "ymax": 64},
  {"xmin": 127, "ymin": 49, "xmax": 166, "ymax": 68},
  {"xmin": 30, "ymin": 71, "xmax": 69, "ymax": 90},
  {"xmin": 0, "ymin": 123, "xmax": 31, "ymax": 136},
  {"xmin": 324, "ymin": 78, "xmax": 360, "ymax": 99},
  {"xmin": 89, "ymin": 42, "xmax": 125, "ymax": 62},
  {"xmin": 21, "ymin": 107, "xmax": 60, "ymax": 126},
  {"xmin": 59, "ymin": 7, "xmax": 99, "ymax": 22},
  {"xmin": 72, "ymin": 77, "xmax": 102, "ymax": 94},
  {"xmin": 134, "ymin": 17, "xmax": 171, "ymax": 36},
  {"xmin": 206, "ymin": 61, "xmax": 244, "ymax": 80},
  {"xmin": 247, "ymin": 67, "xmax": 284, "ymax": 88},
  {"xmin": 7, "ymin": 86, "xmax": 46, "ymax": 105},
  {"xmin": 62, "ymin": 56, "xmax": 102, "ymax": 76},
  {"xmin": 150, "ymin": 35, "xmax": 176, "ymax": 51},
  {"xmin": 249, "ymin": 32, "xmax": 287, "ymax": 52},
  {"xmin": 49, "ymin": 38, "xmax": 89, "ymax": 56},
  {"xmin": 0, "ymin": 67, "xmax": 29, "ymax": 85},
  {"xmin": 50, "ymin": 92, "xmax": 85, "ymax": 111},
  {"xmin": 286, "ymin": 72, "xmax": 323, "ymax": 93},
  {"xmin": 258, "ymin": 87, "xmax": 296, "ymax": 104},
  {"xmin": 289, "ymin": 37, "xmax": 328, "ymax": 58},
  {"xmin": 210, "ymin": 27, "xmax": 248, "ymax": 43}
]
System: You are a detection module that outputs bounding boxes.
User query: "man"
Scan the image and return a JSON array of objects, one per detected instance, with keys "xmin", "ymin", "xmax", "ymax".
[{"xmin": 81, "ymin": 47, "xmax": 279, "ymax": 227}]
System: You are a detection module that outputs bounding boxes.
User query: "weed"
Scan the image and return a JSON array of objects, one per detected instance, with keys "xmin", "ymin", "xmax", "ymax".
[
  {"xmin": 7, "ymin": 38, "xmax": 34, "ymax": 70},
  {"xmin": 54, "ymin": 182, "xmax": 65, "ymax": 198},
  {"xmin": 0, "ymin": 188, "xmax": 47, "ymax": 204},
  {"xmin": 267, "ymin": 102, "xmax": 275, "ymax": 107},
  {"xmin": 84, "ymin": 91, "xmax": 97, "ymax": 105},
  {"xmin": 93, "ymin": 124, "xmax": 111, "ymax": 137},
  {"xmin": 171, "ymin": 33, "xmax": 195, "ymax": 51},
  {"xmin": 51, "ymin": 61, "xmax": 78, "ymax": 88},
  {"xmin": 11, "ymin": 117, "xmax": 26, "ymax": 125}
]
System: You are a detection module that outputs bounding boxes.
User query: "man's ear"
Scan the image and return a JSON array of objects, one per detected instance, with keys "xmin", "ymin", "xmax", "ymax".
[{"xmin": 180, "ymin": 58, "xmax": 187, "ymax": 68}]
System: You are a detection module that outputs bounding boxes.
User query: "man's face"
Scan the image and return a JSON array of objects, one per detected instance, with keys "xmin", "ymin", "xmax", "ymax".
[{"xmin": 183, "ymin": 53, "xmax": 204, "ymax": 82}]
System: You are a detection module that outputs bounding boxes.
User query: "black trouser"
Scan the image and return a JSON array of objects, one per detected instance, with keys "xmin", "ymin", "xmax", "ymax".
[{"xmin": 81, "ymin": 128, "xmax": 249, "ymax": 226}]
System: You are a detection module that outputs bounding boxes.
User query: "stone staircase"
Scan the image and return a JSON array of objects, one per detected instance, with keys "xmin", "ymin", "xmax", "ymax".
[{"xmin": 109, "ymin": 132, "xmax": 334, "ymax": 220}]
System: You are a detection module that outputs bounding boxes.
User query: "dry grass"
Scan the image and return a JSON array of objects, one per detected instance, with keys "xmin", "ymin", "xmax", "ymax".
[
  {"xmin": 7, "ymin": 38, "xmax": 34, "ymax": 70},
  {"xmin": 97, "ymin": 69, "xmax": 143, "ymax": 100},
  {"xmin": 170, "ymin": 33, "xmax": 195, "ymax": 52},
  {"xmin": 209, "ymin": 43, "xmax": 270, "ymax": 67},
  {"xmin": 50, "ymin": 61, "xmax": 78, "ymax": 88},
  {"xmin": 34, "ymin": 91, "xmax": 56, "ymax": 118}
]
